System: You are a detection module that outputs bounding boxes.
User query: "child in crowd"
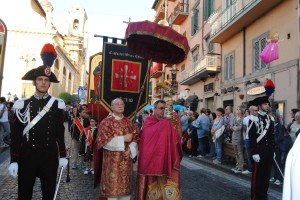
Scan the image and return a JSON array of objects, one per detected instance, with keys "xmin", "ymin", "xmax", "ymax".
[{"xmin": 81, "ymin": 117, "xmax": 98, "ymax": 175}]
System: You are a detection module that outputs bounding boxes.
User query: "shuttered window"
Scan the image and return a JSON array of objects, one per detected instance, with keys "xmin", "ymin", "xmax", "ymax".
[
  {"xmin": 253, "ymin": 33, "xmax": 268, "ymax": 72},
  {"xmin": 204, "ymin": 0, "xmax": 214, "ymax": 20},
  {"xmin": 224, "ymin": 52, "xmax": 234, "ymax": 81},
  {"xmin": 191, "ymin": 9, "xmax": 199, "ymax": 36}
]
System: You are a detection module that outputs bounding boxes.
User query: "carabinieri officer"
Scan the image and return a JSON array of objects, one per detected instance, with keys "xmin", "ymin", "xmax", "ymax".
[
  {"xmin": 8, "ymin": 43, "xmax": 68, "ymax": 200},
  {"xmin": 248, "ymin": 96, "xmax": 275, "ymax": 200}
]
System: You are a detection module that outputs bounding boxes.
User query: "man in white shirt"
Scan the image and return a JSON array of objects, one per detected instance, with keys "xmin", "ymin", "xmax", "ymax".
[
  {"xmin": 0, "ymin": 97, "xmax": 10, "ymax": 148},
  {"xmin": 242, "ymin": 105, "xmax": 258, "ymax": 174}
]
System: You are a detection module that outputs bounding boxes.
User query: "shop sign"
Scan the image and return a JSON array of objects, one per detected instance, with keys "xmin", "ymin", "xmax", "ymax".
[{"xmin": 247, "ymin": 86, "xmax": 265, "ymax": 95}]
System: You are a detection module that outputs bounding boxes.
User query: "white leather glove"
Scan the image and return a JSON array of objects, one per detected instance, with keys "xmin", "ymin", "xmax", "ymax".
[
  {"xmin": 8, "ymin": 162, "xmax": 18, "ymax": 178},
  {"xmin": 252, "ymin": 154, "xmax": 260, "ymax": 163},
  {"xmin": 59, "ymin": 158, "xmax": 68, "ymax": 168}
]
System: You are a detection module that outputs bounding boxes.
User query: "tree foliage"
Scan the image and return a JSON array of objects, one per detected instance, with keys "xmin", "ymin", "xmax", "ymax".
[{"xmin": 58, "ymin": 92, "xmax": 73, "ymax": 104}]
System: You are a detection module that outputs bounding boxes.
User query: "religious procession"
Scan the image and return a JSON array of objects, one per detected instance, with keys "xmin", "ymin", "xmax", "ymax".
[{"xmin": 1, "ymin": 0, "xmax": 300, "ymax": 200}]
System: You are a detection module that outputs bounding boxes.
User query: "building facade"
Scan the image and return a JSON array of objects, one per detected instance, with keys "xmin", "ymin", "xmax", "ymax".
[
  {"xmin": 0, "ymin": 0, "xmax": 88, "ymax": 100},
  {"xmin": 151, "ymin": 0, "xmax": 299, "ymax": 125}
]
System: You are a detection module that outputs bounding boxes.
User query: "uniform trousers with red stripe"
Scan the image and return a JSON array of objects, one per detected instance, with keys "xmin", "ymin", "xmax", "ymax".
[
  {"xmin": 251, "ymin": 146, "xmax": 274, "ymax": 200},
  {"xmin": 18, "ymin": 146, "xmax": 59, "ymax": 200}
]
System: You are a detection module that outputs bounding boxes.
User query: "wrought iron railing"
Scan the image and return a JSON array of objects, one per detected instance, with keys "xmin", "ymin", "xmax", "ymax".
[
  {"xmin": 180, "ymin": 55, "xmax": 221, "ymax": 82},
  {"xmin": 211, "ymin": 0, "xmax": 256, "ymax": 37}
]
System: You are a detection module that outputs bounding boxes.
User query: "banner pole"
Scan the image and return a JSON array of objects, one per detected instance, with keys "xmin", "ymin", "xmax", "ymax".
[{"xmin": 132, "ymin": 59, "xmax": 152, "ymax": 121}]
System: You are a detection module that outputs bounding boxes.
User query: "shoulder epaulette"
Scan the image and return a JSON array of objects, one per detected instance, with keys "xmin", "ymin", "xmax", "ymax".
[
  {"xmin": 56, "ymin": 98, "xmax": 66, "ymax": 109},
  {"xmin": 249, "ymin": 115, "xmax": 259, "ymax": 122},
  {"xmin": 13, "ymin": 98, "xmax": 30, "ymax": 110}
]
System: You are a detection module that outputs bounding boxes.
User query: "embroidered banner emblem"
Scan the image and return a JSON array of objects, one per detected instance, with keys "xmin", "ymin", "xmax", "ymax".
[{"xmin": 112, "ymin": 60, "xmax": 140, "ymax": 93}]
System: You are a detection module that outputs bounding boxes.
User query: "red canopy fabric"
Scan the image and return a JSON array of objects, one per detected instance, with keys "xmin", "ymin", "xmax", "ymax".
[{"xmin": 125, "ymin": 20, "xmax": 190, "ymax": 64}]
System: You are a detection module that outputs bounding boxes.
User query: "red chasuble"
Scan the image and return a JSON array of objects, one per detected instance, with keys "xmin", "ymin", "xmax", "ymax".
[
  {"xmin": 94, "ymin": 114, "xmax": 138, "ymax": 199},
  {"xmin": 136, "ymin": 115, "xmax": 183, "ymax": 200}
]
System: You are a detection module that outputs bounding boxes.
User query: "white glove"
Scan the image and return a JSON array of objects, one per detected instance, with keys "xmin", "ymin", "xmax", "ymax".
[
  {"xmin": 252, "ymin": 154, "xmax": 260, "ymax": 163},
  {"xmin": 59, "ymin": 158, "xmax": 68, "ymax": 168},
  {"xmin": 8, "ymin": 162, "xmax": 18, "ymax": 178}
]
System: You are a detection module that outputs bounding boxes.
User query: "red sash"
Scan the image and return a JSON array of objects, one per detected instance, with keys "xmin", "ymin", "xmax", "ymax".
[
  {"xmin": 74, "ymin": 117, "xmax": 84, "ymax": 133},
  {"xmin": 84, "ymin": 126, "xmax": 94, "ymax": 149}
]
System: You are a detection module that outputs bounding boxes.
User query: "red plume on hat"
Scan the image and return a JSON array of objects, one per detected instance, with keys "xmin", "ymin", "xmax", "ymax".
[
  {"xmin": 41, "ymin": 43, "xmax": 57, "ymax": 67},
  {"xmin": 21, "ymin": 43, "xmax": 59, "ymax": 83},
  {"xmin": 264, "ymin": 79, "xmax": 275, "ymax": 96}
]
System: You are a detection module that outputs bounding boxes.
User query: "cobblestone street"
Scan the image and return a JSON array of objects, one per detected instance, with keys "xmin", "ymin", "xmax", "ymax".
[{"xmin": 0, "ymin": 124, "xmax": 282, "ymax": 200}]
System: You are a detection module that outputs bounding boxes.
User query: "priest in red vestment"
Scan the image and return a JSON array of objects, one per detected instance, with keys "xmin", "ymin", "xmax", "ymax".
[
  {"xmin": 94, "ymin": 98, "xmax": 139, "ymax": 200},
  {"xmin": 136, "ymin": 99, "xmax": 183, "ymax": 200}
]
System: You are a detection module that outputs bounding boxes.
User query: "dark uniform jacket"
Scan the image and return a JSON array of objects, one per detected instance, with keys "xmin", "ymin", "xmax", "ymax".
[
  {"xmin": 248, "ymin": 112, "xmax": 275, "ymax": 155},
  {"xmin": 10, "ymin": 96, "xmax": 66, "ymax": 163}
]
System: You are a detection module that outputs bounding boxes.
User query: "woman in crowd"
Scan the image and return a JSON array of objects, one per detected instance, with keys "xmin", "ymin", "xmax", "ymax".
[
  {"xmin": 195, "ymin": 108, "xmax": 211, "ymax": 157},
  {"xmin": 188, "ymin": 112, "xmax": 199, "ymax": 157},
  {"xmin": 208, "ymin": 112, "xmax": 217, "ymax": 158},
  {"xmin": 289, "ymin": 111, "xmax": 300, "ymax": 141},
  {"xmin": 231, "ymin": 106, "xmax": 244, "ymax": 173},
  {"xmin": 211, "ymin": 108, "xmax": 225, "ymax": 164}
]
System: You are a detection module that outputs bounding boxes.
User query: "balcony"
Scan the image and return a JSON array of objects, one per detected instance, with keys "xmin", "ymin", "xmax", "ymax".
[
  {"xmin": 171, "ymin": 2, "xmax": 189, "ymax": 25},
  {"xmin": 154, "ymin": 9, "xmax": 165, "ymax": 23},
  {"xmin": 179, "ymin": 55, "xmax": 221, "ymax": 86},
  {"xmin": 210, "ymin": 0, "xmax": 284, "ymax": 43},
  {"xmin": 150, "ymin": 63, "xmax": 163, "ymax": 78},
  {"xmin": 152, "ymin": 0, "xmax": 175, "ymax": 10}
]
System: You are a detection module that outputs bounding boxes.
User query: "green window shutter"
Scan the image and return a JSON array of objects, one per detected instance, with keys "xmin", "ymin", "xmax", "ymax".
[{"xmin": 191, "ymin": 12, "xmax": 195, "ymax": 35}]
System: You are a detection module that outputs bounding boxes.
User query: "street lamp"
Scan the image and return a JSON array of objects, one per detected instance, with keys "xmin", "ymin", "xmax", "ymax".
[
  {"xmin": 7, "ymin": 92, "xmax": 11, "ymax": 102},
  {"xmin": 170, "ymin": 66, "xmax": 178, "ymax": 94}
]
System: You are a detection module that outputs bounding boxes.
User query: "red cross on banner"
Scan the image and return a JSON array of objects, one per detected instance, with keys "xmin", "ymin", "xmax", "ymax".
[{"xmin": 111, "ymin": 59, "xmax": 141, "ymax": 93}]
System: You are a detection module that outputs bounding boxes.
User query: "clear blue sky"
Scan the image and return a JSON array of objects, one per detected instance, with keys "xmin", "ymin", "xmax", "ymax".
[{"xmin": 50, "ymin": 0, "xmax": 155, "ymax": 55}]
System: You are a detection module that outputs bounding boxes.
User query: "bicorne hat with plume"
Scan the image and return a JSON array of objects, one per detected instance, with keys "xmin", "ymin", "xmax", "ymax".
[{"xmin": 22, "ymin": 43, "xmax": 59, "ymax": 83}]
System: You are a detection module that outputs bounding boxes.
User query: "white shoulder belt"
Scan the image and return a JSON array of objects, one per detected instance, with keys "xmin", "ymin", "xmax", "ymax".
[{"xmin": 23, "ymin": 96, "xmax": 56, "ymax": 140}]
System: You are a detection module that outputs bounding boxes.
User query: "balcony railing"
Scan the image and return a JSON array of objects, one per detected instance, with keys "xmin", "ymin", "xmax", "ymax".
[
  {"xmin": 210, "ymin": 0, "xmax": 284, "ymax": 43},
  {"xmin": 211, "ymin": 0, "xmax": 254, "ymax": 37},
  {"xmin": 180, "ymin": 55, "xmax": 221, "ymax": 85},
  {"xmin": 171, "ymin": 2, "xmax": 189, "ymax": 25}
]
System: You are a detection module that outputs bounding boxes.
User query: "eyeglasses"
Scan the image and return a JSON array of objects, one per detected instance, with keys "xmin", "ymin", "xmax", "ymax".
[{"xmin": 157, "ymin": 107, "xmax": 166, "ymax": 110}]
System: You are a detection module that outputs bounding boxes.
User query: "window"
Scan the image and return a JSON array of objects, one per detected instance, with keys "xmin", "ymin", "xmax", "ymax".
[
  {"xmin": 192, "ymin": 47, "xmax": 199, "ymax": 69},
  {"xmin": 69, "ymin": 72, "xmax": 72, "ymax": 80},
  {"xmin": 207, "ymin": 42, "xmax": 214, "ymax": 53},
  {"xmin": 63, "ymin": 67, "xmax": 66, "ymax": 76},
  {"xmin": 191, "ymin": 8, "xmax": 199, "ymax": 36},
  {"xmin": 73, "ymin": 19, "xmax": 79, "ymax": 30},
  {"xmin": 253, "ymin": 33, "xmax": 268, "ymax": 72},
  {"xmin": 224, "ymin": 52, "xmax": 234, "ymax": 81},
  {"xmin": 204, "ymin": 83, "xmax": 214, "ymax": 92},
  {"xmin": 204, "ymin": 0, "xmax": 214, "ymax": 20}
]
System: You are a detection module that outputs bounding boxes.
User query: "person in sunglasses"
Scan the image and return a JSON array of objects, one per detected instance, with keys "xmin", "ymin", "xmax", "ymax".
[{"xmin": 136, "ymin": 99, "xmax": 183, "ymax": 200}]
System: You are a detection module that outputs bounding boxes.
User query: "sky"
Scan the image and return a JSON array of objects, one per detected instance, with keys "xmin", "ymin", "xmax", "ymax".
[{"xmin": 50, "ymin": 0, "xmax": 156, "ymax": 57}]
